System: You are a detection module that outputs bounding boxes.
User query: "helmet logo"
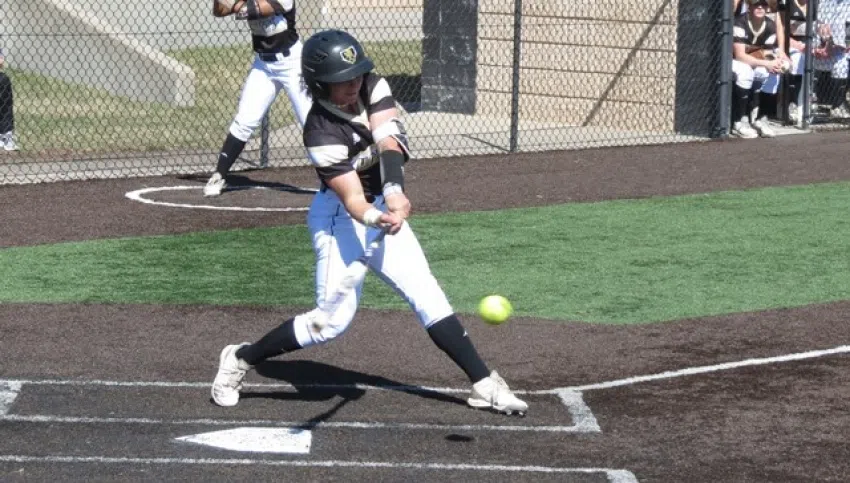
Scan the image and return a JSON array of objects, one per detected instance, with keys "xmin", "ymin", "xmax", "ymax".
[{"xmin": 340, "ymin": 46, "xmax": 357, "ymax": 64}]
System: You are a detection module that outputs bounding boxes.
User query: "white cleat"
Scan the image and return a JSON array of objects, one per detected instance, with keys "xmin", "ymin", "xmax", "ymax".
[
  {"xmin": 787, "ymin": 103, "xmax": 801, "ymax": 126},
  {"xmin": 2, "ymin": 132, "xmax": 19, "ymax": 151},
  {"xmin": 829, "ymin": 104, "xmax": 850, "ymax": 119},
  {"xmin": 731, "ymin": 120, "xmax": 758, "ymax": 139},
  {"xmin": 211, "ymin": 343, "xmax": 253, "ymax": 407},
  {"xmin": 203, "ymin": 172, "xmax": 227, "ymax": 197},
  {"xmin": 467, "ymin": 370, "xmax": 528, "ymax": 416},
  {"xmin": 751, "ymin": 118, "xmax": 776, "ymax": 138}
]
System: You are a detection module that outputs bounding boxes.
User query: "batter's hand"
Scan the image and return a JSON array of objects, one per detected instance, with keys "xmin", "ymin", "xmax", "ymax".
[
  {"xmin": 385, "ymin": 192, "xmax": 411, "ymax": 221},
  {"xmin": 378, "ymin": 211, "xmax": 404, "ymax": 235}
]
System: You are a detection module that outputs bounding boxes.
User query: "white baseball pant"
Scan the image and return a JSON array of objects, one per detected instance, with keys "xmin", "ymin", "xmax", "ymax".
[
  {"xmin": 228, "ymin": 40, "xmax": 312, "ymax": 141},
  {"xmin": 291, "ymin": 189, "xmax": 455, "ymax": 348}
]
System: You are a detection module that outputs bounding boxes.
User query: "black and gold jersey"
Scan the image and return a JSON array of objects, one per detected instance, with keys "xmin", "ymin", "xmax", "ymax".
[
  {"xmin": 734, "ymin": 14, "xmax": 779, "ymax": 51},
  {"xmin": 303, "ymin": 73, "xmax": 397, "ymax": 199}
]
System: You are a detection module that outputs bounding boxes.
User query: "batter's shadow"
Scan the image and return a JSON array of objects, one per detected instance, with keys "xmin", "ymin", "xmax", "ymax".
[
  {"xmin": 179, "ymin": 172, "xmax": 317, "ymax": 195},
  {"xmin": 246, "ymin": 359, "xmax": 468, "ymax": 422}
]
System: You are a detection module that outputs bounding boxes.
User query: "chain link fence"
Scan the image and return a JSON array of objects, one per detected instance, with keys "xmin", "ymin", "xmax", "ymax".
[
  {"xmin": 1, "ymin": 1, "xmax": 728, "ymax": 185},
  {"xmin": 807, "ymin": 0, "xmax": 850, "ymax": 127}
]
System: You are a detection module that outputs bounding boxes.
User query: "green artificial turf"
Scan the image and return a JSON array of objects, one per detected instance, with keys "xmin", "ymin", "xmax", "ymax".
[{"xmin": 2, "ymin": 182, "xmax": 849, "ymax": 324}]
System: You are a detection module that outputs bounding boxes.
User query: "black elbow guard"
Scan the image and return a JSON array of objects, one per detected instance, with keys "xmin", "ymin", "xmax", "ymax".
[{"xmin": 380, "ymin": 149, "xmax": 406, "ymax": 192}]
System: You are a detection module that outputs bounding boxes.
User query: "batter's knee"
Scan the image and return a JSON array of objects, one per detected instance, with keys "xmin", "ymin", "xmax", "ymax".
[{"xmin": 292, "ymin": 309, "xmax": 354, "ymax": 347}]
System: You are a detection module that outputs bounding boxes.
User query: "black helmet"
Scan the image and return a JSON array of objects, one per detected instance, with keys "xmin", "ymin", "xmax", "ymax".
[{"xmin": 301, "ymin": 30, "xmax": 374, "ymax": 99}]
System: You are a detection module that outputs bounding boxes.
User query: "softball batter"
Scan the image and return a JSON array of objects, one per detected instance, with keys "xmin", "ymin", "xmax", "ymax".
[
  {"xmin": 204, "ymin": 0, "xmax": 312, "ymax": 197},
  {"xmin": 211, "ymin": 30, "xmax": 528, "ymax": 416}
]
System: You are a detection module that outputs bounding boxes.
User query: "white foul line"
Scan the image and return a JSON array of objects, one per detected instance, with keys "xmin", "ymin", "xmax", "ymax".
[
  {"xmin": 568, "ymin": 344, "xmax": 850, "ymax": 392},
  {"xmin": 0, "ymin": 455, "xmax": 637, "ymax": 481},
  {"xmin": 124, "ymin": 185, "xmax": 312, "ymax": 212}
]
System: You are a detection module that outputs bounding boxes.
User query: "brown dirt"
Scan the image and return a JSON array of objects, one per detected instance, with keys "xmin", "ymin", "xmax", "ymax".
[{"xmin": 1, "ymin": 132, "xmax": 849, "ymax": 482}]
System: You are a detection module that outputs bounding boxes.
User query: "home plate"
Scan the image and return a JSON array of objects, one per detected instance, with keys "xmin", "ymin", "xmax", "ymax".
[{"xmin": 176, "ymin": 427, "xmax": 312, "ymax": 454}]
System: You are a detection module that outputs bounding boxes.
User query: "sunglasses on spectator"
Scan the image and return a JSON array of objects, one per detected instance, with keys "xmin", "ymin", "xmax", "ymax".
[{"xmin": 751, "ymin": 2, "xmax": 769, "ymax": 7}]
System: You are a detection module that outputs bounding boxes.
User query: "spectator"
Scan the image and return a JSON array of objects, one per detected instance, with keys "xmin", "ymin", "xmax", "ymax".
[
  {"xmin": 812, "ymin": 0, "xmax": 850, "ymax": 119},
  {"xmin": 732, "ymin": 0, "xmax": 785, "ymax": 138},
  {"xmin": 0, "ymin": 46, "xmax": 18, "ymax": 152},
  {"xmin": 774, "ymin": 0, "xmax": 809, "ymax": 125}
]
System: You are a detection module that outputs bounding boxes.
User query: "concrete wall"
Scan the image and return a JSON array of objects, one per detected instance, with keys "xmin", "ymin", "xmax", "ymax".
[
  {"xmin": 3, "ymin": 1, "xmax": 196, "ymax": 106},
  {"xmin": 476, "ymin": 0, "xmax": 679, "ymax": 131},
  {"xmin": 0, "ymin": 0, "xmax": 421, "ymax": 106}
]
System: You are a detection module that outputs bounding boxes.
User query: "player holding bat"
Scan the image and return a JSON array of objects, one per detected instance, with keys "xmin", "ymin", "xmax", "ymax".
[{"xmin": 211, "ymin": 30, "xmax": 528, "ymax": 416}]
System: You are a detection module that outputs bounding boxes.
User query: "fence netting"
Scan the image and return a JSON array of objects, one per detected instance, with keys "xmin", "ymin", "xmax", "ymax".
[{"xmin": 5, "ymin": 1, "xmax": 838, "ymax": 185}]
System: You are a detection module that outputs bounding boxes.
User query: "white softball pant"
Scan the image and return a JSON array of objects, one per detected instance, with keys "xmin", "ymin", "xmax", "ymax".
[
  {"xmin": 291, "ymin": 189, "xmax": 455, "ymax": 348},
  {"xmin": 733, "ymin": 59, "xmax": 782, "ymax": 93},
  {"xmin": 228, "ymin": 40, "xmax": 313, "ymax": 141},
  {"xmin": 762, "ymin": 49, "xmax": 806, "ymax": 94}
]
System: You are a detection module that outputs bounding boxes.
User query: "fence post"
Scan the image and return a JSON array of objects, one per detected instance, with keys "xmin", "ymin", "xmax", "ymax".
[
  {"xmin": 802, "ymin": 0, "xmax": 818, "ymax": 128},
  {"xmin": 718, "ymin": 0, "xmax": 734, "ymax": 138},
  {"xmin": 509, "ymin": 0, "xmax": 522, "ymax": 153},
  {"xmin": 260, "ymin": 111, "xmax": 270, "ymax": 168}
]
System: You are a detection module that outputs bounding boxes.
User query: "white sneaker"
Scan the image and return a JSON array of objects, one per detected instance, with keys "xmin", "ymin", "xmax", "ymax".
[
  {"xmin": 467, "ymin": 370, "xmax": 528, "ymax": 415},
  {"xmin": 751, "ymin": 118, "xmax": 776, "ymax": 138},
  {"xmin": 2, "ymin": 132, "xmax": 19, "ymax": 151},
  {"xmin": 731, "ymin": 120, "xmax": 758, "ymax": 139},
  {"xmin": 787, "ymin": 103, "xmax": 800, "ymax": 124},
  {"xmin": 203, "ymin": 172, "xmax": 227, "ymax": 197},
  {"xmin": 829, "ymin": 104, "xmax": 850, "ymax": 119},
  {"xmin": 211, "ymin": 343, "xmax": 253, "ymax": 407}
]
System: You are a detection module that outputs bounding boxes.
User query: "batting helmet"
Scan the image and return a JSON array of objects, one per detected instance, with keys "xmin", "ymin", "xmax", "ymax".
[{"xmin": 301, "ymin": 30, "xmax": 374, "ymax": 100}]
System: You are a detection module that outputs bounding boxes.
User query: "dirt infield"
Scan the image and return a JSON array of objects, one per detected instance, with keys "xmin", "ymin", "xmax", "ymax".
[{"xmin": 1, "ymin": 132, "xmax": 850, "ymax": 482}]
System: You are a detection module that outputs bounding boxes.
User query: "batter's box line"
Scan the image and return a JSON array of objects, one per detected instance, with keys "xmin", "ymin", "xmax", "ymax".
[
  {"xmin": 4, "ymin": 344, "xmax": 847, "ymax": 431},
  {"xmin": 0, "ymin": 455, "xmax": 639, "ymax": 482},
  {"xmin": 0, "ymin": 380, "xmax": 598, "ymax": 434}
]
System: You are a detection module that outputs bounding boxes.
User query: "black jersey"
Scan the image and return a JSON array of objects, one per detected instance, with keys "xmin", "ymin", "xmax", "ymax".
[
  {"xmin": 734, "ymin": 14, "xmax": 779, "ymax": 53},
  {"xmin": 778, "ymin": 0, "xmax": 808, "ymax": 39},
  {"xmin": 303, "ymin": 73, "xmax": 398, "ymax": 199},
  {"xmin": 248, "ymin": 1, "xmax": 298, "ymax": 54}
]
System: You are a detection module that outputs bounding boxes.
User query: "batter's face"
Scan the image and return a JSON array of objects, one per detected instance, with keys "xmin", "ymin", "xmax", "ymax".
[{"xmin": 328, "ymin": 76, "xmax": 364, "ymax": 109}]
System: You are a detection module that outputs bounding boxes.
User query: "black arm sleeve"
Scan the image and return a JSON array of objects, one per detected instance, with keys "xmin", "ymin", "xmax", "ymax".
[{"xmin": 379, "ymin": 149, "xmax": 405, "ymax": 190}]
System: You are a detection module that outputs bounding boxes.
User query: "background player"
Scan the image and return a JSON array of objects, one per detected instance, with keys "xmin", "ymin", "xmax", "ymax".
[
  {"xmin": 211, "ymin": 29, "xmax": 528, "ymax": 416},
  {"xmin": 732, "ymin": 0, "xmax": 785, "ymax": 138},
  {"xmin": 204, "ymin": 0, "xmax": 312, "ymax": 196}
]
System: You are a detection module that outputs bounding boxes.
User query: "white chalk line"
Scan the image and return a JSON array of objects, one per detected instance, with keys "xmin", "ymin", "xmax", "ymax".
[
  {"xmin": 0, "ymin": 455, "xmax": 638, "ymax": 481},
  {"xmin": 0, "ymin": 379, "xmax": 595, "ymax": 433},
  {"xmin": 124, "ymin": 185, "xmax": 313, "ymax": 212},
  {"xmin": 0, "ymin": 378, "xmax": 555, "ymax": 395},
  {"xmin": 568, "ymin": 344, "xmax": 850, "ymax": 392},
  {"xmin": 5, "ymin": 343, "xmax": 849, "ymax": 396},
  {"xmin": 3, "ymin": 344, "xmax": 845, "ymax": 438},
  {"xmin": 0, "ymin": 414, "xmax": 583, "ymax": 433}
]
